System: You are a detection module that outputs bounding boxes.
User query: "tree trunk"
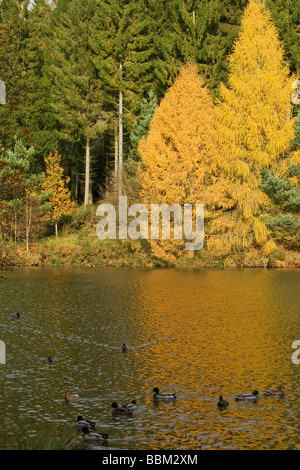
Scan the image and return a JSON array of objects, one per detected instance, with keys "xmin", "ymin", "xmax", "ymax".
[
  {"xmin": 75, "ymin": 172, "xmax": 79, "ymax": 201},
  {"xmin": 14, "ymin": 212, "xmax": 17, "ymax": 243},
  {"xmin": 84, "ymin": 136, "xmax": 90, "ymax": 209},
  {"xmin": 25, "ymin": 204, "xmax": 32, "ymax": 253},
  {"xmin": 55, "ymin": 220, "xmax": 58, "ymax": 237},
  {"xmin": 115, "ymin": 122, "xmax": 118, "ymax": 175},
  {"xmin": 118, "ymin": 62, "xmax": 123, "ymax": 196}
]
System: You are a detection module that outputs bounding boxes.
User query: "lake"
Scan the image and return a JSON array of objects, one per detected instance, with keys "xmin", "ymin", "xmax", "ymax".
[{"xmin": 0, "ymin": 266, "xmax": 299, "ymax": 450}]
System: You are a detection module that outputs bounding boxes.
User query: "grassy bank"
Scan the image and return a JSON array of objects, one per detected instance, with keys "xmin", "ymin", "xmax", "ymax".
[
  {"xmin": 0, "ymin": 225, "xmax": 299, "ymax": 270},
  {"xmin": 0, "ymin": 205, "xmax": 299, "ymax": 270}
]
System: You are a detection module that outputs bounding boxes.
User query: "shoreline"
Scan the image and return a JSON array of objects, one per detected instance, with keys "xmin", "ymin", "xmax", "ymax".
[{"xmin": 0, "ymin": 234, "xmax": 299, "ymax": 271}]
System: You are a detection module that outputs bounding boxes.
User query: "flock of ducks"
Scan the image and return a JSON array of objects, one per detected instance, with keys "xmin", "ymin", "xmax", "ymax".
[
  {"xmin": 217, "ymin": 386, "xmax": 285, "ymax": 408},
  {"xmin": 61, "ymin": 343, "xmax": 286, "ymax": 444},
  {"xmin": 64, "ymin": 385, "xmax": 176, "ymax": 443},
  {"xmin": 7, "ymin": 319, "xmax": 287, "ymax": 445},
  {"xmin": 67, "ymin": 383, "xmax": 285, "ymax": 444},
  {"xmin": 61, "ymin": 343, "xmax": 182, "ymax": 444},
  {"xmin": 69, "ymin": 340, "xmax": 179, "ymax": 443}
]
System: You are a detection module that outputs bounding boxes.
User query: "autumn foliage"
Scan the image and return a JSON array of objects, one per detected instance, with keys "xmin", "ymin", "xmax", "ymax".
[
  {"xmin": 208, "ymin": 0, "xmax": 296, "ymax": 254},
  {"xmin": 1, "ymin": 0, "xmax": 299, "ymax": 265},
  {"xmin": 42, "ymin": 151, "xmax": 75, "ymax": 236},
  {"xmin": 138, "ymin": 63, "xmax": 232, "ymax": 261}
]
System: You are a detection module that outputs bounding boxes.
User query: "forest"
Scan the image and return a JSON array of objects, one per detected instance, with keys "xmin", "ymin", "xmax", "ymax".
[{"xmin": 0, "ymin": 0, "xmax": 299, "ymax": 268}]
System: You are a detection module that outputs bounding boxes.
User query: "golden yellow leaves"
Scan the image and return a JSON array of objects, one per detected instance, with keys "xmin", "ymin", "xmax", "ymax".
[
  {"xmin": 213, "ymin": 0, "xmax": 296, "ymax": 253},
  {"xmin": 138, "ymin": 63, "xmax": 231, "ymax": 260},
  {"xmin": 138, "ymin": 1, "xmax": 298, "ymax": 259},
  {"xmin": 42, "ymin": 151, "xmax": 75, "ymax": 230}
]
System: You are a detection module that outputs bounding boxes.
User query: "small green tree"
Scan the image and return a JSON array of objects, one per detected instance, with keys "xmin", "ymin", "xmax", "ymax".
[
  {"xmin": 0, "ymin": 139, "xmax": 34, "ymax": 242},
  {"xmin": 260, "ymin": 163, "xmax": 300, "ymax": 249}
]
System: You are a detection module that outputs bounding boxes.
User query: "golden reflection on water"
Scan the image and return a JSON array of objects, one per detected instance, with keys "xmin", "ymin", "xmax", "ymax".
[
  {"xmin": 125, "ymin": 269, "xmax": 300, "ymax": 449},
  {"xmin": 0, "ymin": 267, "xmax": 299, "ymax": 450}
]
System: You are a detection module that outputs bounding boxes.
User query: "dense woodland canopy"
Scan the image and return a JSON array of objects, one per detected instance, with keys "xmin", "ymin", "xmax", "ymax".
[{"xmin": 0, "ymin": 0, "xmax": 299, "ymax": 263}]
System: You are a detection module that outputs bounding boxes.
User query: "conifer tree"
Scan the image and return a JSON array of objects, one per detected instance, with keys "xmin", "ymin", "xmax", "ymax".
[
  {"xmin": 293, "ymin": 106, "xmax": 300, "ymax": 152},
  {"xmin": 23, "ymin": 0, "xmax": 58, "ymax": 161},
  {"xmin": 138, "ymin": 63, "xmax": 231, "ymax": 261},
  {"xmin": 0, "ymin": 0, "xmax": 30, "ymax": 148},
  {"xmin": 210, "ymin": 0, "xmax": 295, "ymax": 254},
  {"xmin": 266, "ymin": 0, "xmax": 300, "ymax": 74},
  {"xmin": 91, "ymin": 0, "xmax": 156, "ymax": 194},
  {"xmin": 128, "ymin": 90, "xmax": 158, "ymax": 163},
  {"xmin": 260, "ymin": 164, "xmax": 300, "ymax": 250},
  {"xmin": 0, "ymin": 138, "xmax": 32, "ymax": 241},
  {"xmin": 0, "ymin": 138, "xmax": 45, "ymax": 246},
  {"xmin": 49, "ymin": 0, "xmax": 105, "ymax": 208},
  {"xmin": 147, "ymin": 0, "xmax": 249, "ymax": 97}
]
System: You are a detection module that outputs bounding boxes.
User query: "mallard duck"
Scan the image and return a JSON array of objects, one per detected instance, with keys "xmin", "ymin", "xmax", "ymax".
[
  {"xmin": 217, "ymin": 395, "xmax": 229, "ymax": 408},
  {"xmin": 263, "ymin": 386, "xmax": 285, "ymax": 397},
  {"xmin": 122, "ymin": 399, "xmax": 138, "ymax": 412},
  {"xmin": 10, "ymin": 312, "xmax": 20, "ymax": 319},
  {"xmin": 81, "ymin": 426, "xmax": 108, "ymax": 442},
  {"xmin": 153, "ymin": 387, "xmax": 177, "ymax": 400},
  {"xmin": 65, "ymin": 391, "xmax": 79, "ymax": 402},
  {"xmin": 235, "ymin": 390, "xmax": 259, "ymax": 402},
  {"xmin": 111, "ymin": 402, "xmax": 134, "ymax": 416},
  {"xmin": 121, "ymin": 344, "xmax": 128, "ymax": 351},
  {"xmin": 75, "ymin": 415, "xmax": 96, "ymax": 430}
]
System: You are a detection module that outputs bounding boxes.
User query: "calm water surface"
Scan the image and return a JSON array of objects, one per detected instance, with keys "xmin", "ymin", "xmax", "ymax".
[{"xmin": 0, "ymin": 267, "xmax": 299, "ymax": 450}]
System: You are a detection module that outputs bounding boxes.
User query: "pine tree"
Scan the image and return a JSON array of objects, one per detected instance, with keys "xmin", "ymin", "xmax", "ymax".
[
  {"xmin": 210, "ymin": 0, "xmax": 295, "ymax": 254},
  {"xmin": 293, "ymin": 105, "xmax": 300, "ymax": 152},
  {"xmin": 0, "ymin": 138, "xmax": 40, "ymax": 243},
  {"xmin": 49, "ymin": 0, "xmax": 105, "ymax": 208},
  {"xmin": 138, "ymin": 63, "xmax": 231, "ymax": 262},
  {"xmin": 147, "ymin": 0, "xmax": 249, "ymax": 97},
  {"xmin": 23, "ymin": 0, "xmax": 58, "ymax": 162},
  {"xmin": 128, "ymin": 90, "xmax": 158, "ymax": 163},
  {"xmin": 260, "ymin": 163, "xmax": 300, "ymax": 250},
  {"xmin": 90, "ymin": 0, "xmax": 156, "ymax": 194},
  {"xmin": 266, "ymin": 0, "xmax": 300, "ymax": 75},
  {"xmin": 0, "ymin": 0, "xmax": 30, "ymax": 148}
]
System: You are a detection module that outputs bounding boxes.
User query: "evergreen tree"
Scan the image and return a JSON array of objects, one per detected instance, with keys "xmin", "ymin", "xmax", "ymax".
[
  {"xmin": 146, "ymin": 0, "xmax": 249, "ymax": 97},
  {"xmin": 210, "ymin": 0, "xmax": 295, "ymax": 254},
  {"xmin": 0, "ymin": 138, "xmax": 44, "ymax": 245},
  {"xmin": 128, "ymin": 90, "xmax": 158, "ymax": 163},
  {"xmin": 0, "ymin": 0, "xmax": 30, "ymax": 148},
  {"xmin": 91, "ymin": 0, "xmax": 156, "ymax": 193},
  {"xmin": 260, "ymin": 163, "xmax": 300, "ymax": 250},
  {"xmin": 122, "ymin": 90, "xmax": 158, "ymax": 196},
  {"xmin": 49, "ymin": 0, "xmax": 105, "ymax": 207},
  {"xmin": 23, "ymin": 0, "xmax": 58, "ymax": 162},
  {"xmin": 293, "ymin": 106, "xmax": 300, "ymax": 151},
  {"xmin": 266, "ymin": 0, "xmax": 300, "ymax": 75}
]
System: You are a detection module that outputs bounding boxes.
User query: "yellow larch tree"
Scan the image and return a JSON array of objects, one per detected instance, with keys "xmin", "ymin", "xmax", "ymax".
[
  {"xmin": 42, "ymin": 151, "xmax": 75, "ymax": 236},
  {"xmin": 138, "ymin": 63, "xmax": 232, "ymax": 262},
  {"xmin": 209, "ymin": 0, "xmax": 296, "ymax": 254}
]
